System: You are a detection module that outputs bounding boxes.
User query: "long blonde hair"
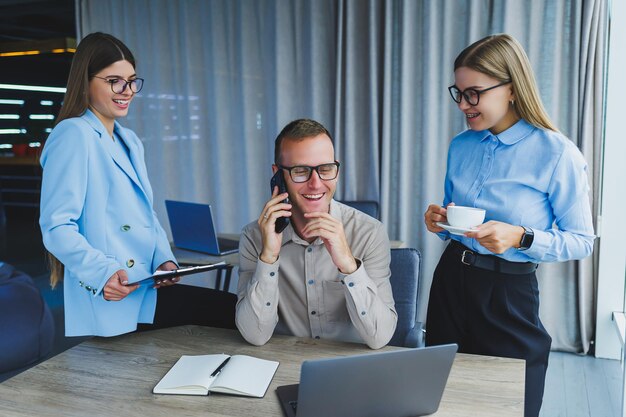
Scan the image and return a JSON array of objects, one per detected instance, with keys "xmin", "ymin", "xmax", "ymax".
[
  {"xmin": 47, "ymin": 32, "xmax": 136, "ymax": 288},
  {"xmin": 454, "ymin": 33, "xmax": 557, "ymax": 132}
]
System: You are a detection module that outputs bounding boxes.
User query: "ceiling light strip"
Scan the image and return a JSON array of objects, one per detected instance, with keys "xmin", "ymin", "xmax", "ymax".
[
  {"xmin": 0, "ymin": 50, "xmax": 40, "ymax": 57},
  {"xmin": 0, "ymin": 84, "xmax": 66, "ymax": 93},
  {"xmin": 0, "ymin": 99, "xmax": 25, "ymax": 105}
]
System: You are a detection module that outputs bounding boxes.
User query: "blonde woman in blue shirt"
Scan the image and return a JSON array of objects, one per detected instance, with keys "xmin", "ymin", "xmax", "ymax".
[
  {"xmin": 39, "ymin": 33, "xmax": 237, "ymax": 338},
  {"xmin": 424, "ymin": 34, "xmax": 594, "ymax": 417}
]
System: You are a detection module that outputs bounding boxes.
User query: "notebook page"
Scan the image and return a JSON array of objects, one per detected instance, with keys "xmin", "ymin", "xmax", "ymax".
[
  {"xmin": 154, "ymin": 354, "xmax": 229, "ymax": 395},
  {"xmin": 211, "ymin": 355, "xmax": 279, "ymax": 397}
]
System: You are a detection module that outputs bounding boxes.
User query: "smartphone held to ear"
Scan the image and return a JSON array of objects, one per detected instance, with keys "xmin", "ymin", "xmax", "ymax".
[{"xmin": 270, "ymin": 170, "xmax": 290, "ymax": 233}]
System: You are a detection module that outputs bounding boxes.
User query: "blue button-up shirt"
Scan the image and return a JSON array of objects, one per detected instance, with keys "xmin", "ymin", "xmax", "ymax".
[{"xmin": 440, "ymin": 119, "xmax": 595, "ymax": 263}]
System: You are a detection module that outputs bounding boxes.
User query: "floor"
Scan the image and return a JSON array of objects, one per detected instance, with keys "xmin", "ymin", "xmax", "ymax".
[{"xmin": 541, "ymin": 351, "xmax": 623, "ymax": 417}]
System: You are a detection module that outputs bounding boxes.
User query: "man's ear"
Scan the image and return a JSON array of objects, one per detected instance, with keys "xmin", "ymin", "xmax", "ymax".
[{"xmin": 271, "ymin": 164, "xmax": 279, "ymax": 174}]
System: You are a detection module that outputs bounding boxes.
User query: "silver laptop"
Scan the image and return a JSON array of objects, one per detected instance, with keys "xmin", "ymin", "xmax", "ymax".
[
  {"xmin": 276, "ymin": 344, "xmax": 457, "ymax": 417},
  {"xmin": 165, "ymin": 200, "xmax": 239, "ymax": 256}
]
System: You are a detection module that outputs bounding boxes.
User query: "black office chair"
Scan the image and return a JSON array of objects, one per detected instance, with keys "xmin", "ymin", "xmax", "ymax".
[
  {"xmin": 388, "ymin": 248, "xmax": 424, "ymax": 348},
  {"xmin": 339, "ymin": 200, "xmax": 380, "ymax": 220}
]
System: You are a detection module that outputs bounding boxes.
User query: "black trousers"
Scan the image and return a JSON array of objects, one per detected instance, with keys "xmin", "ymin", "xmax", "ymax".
[
  {"xmin": 426, "ymin": 243, "xmax": 552, "ymax": 417},
  {"xmin": 137, "ymin": 284, "xmax": 236, "ymax": 332}
]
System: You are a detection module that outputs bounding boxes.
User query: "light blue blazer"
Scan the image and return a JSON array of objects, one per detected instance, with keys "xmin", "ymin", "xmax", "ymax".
[{"xmin": 39, "ymin": 110, "xmax": 175, "ymax": 337}]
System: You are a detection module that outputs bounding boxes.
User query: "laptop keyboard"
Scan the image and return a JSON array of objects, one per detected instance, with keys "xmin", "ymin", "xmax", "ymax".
[{"xmin": 217, "ymin": 237, "xmax": 239, "ymax": 251}]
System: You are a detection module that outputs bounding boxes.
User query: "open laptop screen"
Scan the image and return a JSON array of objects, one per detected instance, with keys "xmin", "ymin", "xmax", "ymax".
[{"xmin": 165, "ymin": 200, "xmax": 238, "ymax": 256}]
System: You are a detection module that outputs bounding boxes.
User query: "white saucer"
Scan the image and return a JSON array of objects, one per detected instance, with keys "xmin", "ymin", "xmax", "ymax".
[{"xmin": 436, "ymin": 222, "xmax": 477, "ymax": 236}]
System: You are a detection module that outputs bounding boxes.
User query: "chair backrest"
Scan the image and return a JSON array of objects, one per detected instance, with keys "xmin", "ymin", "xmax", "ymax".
[
  {"xmin": 388, "ymin": 248, "xmax": 422, "ymax": 347},
  {"xmin": 340, "ymin": 200, "xmax": 380, "ymax": 220}
]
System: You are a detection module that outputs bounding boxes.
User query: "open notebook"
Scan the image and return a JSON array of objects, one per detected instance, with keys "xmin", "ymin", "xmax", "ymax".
[{"xmin": 153, "ymin": 353, "xmax": 279, "ymax": 397}]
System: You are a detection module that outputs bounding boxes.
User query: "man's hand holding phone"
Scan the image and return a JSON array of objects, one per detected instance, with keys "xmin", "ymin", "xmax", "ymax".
[
  {"xmin": 270, "ymin": 170, "xmax": 290, "ymax": 233},
  {"xmin": 258, "ymin": 180, "xmax": 292, "ymax": 265}
]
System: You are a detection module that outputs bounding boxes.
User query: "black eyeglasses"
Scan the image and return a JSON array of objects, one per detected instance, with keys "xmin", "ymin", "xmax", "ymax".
[
  {"xmin": 278, "ymin": 162, "xmax": 340, "ymax": 183},
  {"xmin": 92, "ymin": 76, "xmax": 144, "ymax": 94},
  {"xmin": 448, "ymin": 80, "xmax": 511, "ymax": 106}
]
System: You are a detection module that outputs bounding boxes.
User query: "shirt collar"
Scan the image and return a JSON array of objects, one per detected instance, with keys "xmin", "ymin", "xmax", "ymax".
[
  {"xmin": 480, "ymin": 119, "xmax": 536, "ymax": 145},
  {"xmin": 284, "ymin": 199, "xmax": 341, "ymax": 246}
]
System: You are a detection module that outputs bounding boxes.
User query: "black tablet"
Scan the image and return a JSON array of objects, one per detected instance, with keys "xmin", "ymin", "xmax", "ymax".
[{"xmin": 129, "ymin": 261, "xmax": 227, "ymax": 286}]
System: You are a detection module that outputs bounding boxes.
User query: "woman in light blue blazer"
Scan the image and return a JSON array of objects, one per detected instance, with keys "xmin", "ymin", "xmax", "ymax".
[{"xmin": 39, "ymin": 33, "xmax": 181, "ymax": 337}]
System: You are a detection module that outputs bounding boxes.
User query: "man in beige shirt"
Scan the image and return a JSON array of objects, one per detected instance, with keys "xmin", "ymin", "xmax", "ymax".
[{"xmin": 235, "ymin": 119, "xmax": 397, "ymax": 349}]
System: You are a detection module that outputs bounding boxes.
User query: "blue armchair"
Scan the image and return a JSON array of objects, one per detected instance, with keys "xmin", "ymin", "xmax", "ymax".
[
  {"xmin": 0, "ymin": 263, "xmax": 55, "ymax": 381},
  {"xmin": 388, "ymin": 248, "xmax": 424, "ymax": 348},
  {"xmin": 339, "ymin": 200, "xmax": 380, "ymax": 220}
]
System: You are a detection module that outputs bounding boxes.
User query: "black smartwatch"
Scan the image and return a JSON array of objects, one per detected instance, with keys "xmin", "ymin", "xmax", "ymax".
[{"xmin": 518, "ymin": 226, "xmax": 534, "ymax": 250}]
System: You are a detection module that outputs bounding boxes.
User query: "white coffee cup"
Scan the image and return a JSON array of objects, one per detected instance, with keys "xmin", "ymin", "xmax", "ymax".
[{"xmin": 446, "ymin": 206, "xmax": 486, "ymax": 228}]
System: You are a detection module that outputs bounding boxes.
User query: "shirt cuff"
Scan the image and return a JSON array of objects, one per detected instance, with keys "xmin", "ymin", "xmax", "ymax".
[
  {"xmin": 339, "ymin": 258, "xmax": 375, "ymax": 290},
  {"xmin": 254, "ymin": 257, "xmax": 280, "ymax": 292},
  {"xmin": 521, "ymin": 228, "xmax": 549, "ymax": 261},
  {"xmin": 338, "ymin": 258, "xmax": 361, "ymax": 278}
]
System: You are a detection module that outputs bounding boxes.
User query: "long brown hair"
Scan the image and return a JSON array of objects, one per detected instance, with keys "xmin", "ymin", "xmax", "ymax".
[
  {"xmin": 48, "ymin": 32, "xmax": 137, "ymax": 288},
  {"xmin": 454, "ymin": 33, "xmax": 557, "ymax": 132}
]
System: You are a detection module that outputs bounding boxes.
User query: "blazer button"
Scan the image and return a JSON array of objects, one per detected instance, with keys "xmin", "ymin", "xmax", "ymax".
[
  {"xmin": 121, "ymin": 224, "xmax": 131, "ymax": 232},
  {"xmin": 126, "ymin": 259, "xmax": 135, "ymax": 268}
]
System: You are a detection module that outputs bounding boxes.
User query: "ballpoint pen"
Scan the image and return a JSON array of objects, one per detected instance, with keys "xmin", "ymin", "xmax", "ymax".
[{"xmin": 210, "ymin": 356, "xmax": 231, "ymax": 377}]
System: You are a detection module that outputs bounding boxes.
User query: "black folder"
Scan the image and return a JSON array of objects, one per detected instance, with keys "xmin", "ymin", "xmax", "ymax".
[{"xmin": 130, "ymin": 262, "xmax": 227, "ymax": 285}]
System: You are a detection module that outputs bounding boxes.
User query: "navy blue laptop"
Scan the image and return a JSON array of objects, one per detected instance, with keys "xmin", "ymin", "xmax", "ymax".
[{"xmin": 165, "ymin": 200, "xmax": 239, "ymax": 256}]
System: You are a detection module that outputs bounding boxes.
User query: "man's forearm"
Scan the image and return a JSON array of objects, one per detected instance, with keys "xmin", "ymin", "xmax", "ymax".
[
  {"xmin": 235, "ymin": 259, "xmax": 281, "ymax": 346},
  {"xmin": 341, "ymin": 261, "xmax": 398, "ymax": 349}
]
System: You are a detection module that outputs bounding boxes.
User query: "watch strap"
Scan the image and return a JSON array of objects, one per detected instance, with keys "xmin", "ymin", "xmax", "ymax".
[{"xmin": 519, "ymin": 226, "xmax": 534, "ymax": 250}]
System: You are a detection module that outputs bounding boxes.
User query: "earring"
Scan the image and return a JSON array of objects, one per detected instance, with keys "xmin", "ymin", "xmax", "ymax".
[{"xmin": 510, "ymin": 99, "xmax": 515, "ymax": 106}]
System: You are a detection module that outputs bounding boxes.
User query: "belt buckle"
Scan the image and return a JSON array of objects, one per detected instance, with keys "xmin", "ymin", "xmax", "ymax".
[{"xmin": 461, "ymin": 250, "xmax": 473, "ymax": 266}]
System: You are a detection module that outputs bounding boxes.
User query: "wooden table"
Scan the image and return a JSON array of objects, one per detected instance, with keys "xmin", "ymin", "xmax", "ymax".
[{"xmin": 0, "ymin": 326, "xmax": 524, "ymax": 416}]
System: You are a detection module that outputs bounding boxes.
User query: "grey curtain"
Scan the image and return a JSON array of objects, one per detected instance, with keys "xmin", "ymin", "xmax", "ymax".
[{"xmin": 77, "ymin": 0, "xmax": 607, "ymax": 353}]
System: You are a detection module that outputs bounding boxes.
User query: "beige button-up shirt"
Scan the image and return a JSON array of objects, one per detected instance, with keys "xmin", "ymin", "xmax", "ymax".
[{"xmin": 235, "ymin": 200, "xmax": 397, "ymax": 349}]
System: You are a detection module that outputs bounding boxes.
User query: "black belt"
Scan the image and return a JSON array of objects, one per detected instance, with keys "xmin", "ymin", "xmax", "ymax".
[{"xmin": 449, "ymin": 240, "xmax": 538, "ymax": 275}]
